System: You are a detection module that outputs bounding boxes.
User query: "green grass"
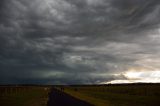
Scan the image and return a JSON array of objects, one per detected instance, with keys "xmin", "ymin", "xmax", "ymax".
[
  {"xmin": 0, "ymin": 86, "xmax": 50, "ymax": 106},
  {"xmin": 63, "ymin": 84, "xmax": 160, "ymax": 106}
]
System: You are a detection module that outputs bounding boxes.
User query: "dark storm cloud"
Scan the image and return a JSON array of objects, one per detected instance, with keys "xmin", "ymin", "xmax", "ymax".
[{"xmin": 0, "ymin": 0, "xmax": 160, "ymax": 84}]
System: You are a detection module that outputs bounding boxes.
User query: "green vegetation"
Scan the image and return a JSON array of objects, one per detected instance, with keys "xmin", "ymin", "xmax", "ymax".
[
  {"xmin": 63, "ymin": 84, "xmax": 160, "ymax": 106},
  {"xmin": 0, "ymin": 86, "xmax": 50, "ymax": 106}
]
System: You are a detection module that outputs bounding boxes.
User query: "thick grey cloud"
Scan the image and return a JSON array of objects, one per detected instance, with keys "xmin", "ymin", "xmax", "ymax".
[{"xmin": 0, "ymin": 0, "xmax": 160, "ymax": 84}]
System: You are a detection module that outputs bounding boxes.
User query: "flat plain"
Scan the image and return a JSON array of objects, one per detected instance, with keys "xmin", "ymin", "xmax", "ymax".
[
  {"xmin": 62, "ymin": 84, "xmax": 160, "ymax": 106},
  {"xmin": 0, "ymin": 86, "xmax": 50, "ymax": 106},
  {"xmin": 0, "ymin": 84, "xmax": 160, "ymax": 106}
]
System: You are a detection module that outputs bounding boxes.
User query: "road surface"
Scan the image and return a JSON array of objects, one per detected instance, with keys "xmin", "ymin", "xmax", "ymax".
[{"xmin": 47, "ymin": 88, "xmax": 94, "ymax": 106}]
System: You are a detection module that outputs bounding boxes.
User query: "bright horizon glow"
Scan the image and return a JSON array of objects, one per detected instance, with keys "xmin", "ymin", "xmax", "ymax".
[
  {"xmin": 104, "ymin": 70, "xmax": 160, "ymax": 84},
  {"xmin": 124, "ymin": 71, "xmax": 143, "ymax": 79}
]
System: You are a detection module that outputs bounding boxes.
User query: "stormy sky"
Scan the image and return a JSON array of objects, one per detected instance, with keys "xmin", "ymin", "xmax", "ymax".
[{"xmin": 0, "ymin": 0, "xmax": 160, "ymax": 84}]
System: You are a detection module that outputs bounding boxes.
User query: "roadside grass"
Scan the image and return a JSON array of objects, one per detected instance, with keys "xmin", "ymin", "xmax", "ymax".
[
  {"xmin": 64, "ymin": 88, "xmax": 111, "ymax": 106},
  {"xmin": 0, "ymin": 87, "xmax": 50, "ymax": 106},
  {"xmin": 63, "ymin": 84, "xmax": 160, "ymax": 106}
]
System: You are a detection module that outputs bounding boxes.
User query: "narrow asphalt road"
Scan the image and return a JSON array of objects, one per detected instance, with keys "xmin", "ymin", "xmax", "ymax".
[{"xmin": 47, "ymin": 88, "xmax": 94, "ymax": 106}]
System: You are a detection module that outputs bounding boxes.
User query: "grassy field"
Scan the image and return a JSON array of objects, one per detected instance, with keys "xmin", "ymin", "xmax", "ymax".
[
  {"xmin": 0, "ymin": 86, "xmax": 50, "ymax": 106},
  {"xmin": 62, "ymin": 84, "xmax": 160, "ymax": 106},
  {"xmin": 1, "ymin": 84, "xmax": 160, "ymax": 106}
]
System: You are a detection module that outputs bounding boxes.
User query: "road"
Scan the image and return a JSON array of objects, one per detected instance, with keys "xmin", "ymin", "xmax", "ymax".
[{"xmin": 47, "ymin": 88, "xmax": 94, "ymax": 106}]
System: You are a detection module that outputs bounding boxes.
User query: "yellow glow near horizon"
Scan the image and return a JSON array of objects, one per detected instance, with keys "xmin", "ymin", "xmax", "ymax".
[
  {"xmin": 124, "ymin": 69, "xmax": 160, "ymax": 79},
  {"xmin": 105, "ymin": 69, "xmax": 160, "ymax": 84},
  {"xmin": 124, "ymin": 71, "xmax": 143, "ymax": 79}
]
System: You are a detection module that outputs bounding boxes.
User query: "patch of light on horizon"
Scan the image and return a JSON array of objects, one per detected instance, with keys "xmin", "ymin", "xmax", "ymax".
[
  {"xmin": 102, "ymin": 70, "xmax": 160, "ymax": 84},
  {"xmin": 124, "ymin": 70, "xmax": 160, "ymax": 79},
  {"xmin": 124, "ymin": 71, "xmax": 143, "ymax": 79}
]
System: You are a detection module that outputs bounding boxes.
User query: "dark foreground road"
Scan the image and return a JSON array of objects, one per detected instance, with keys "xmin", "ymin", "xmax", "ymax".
[{"xmin": 47, "ymin": 88, "xmax": 94, "ymax": 106}]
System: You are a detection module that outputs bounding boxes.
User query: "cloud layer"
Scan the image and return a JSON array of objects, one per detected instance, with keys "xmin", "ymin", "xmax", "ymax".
[{"xmin": 0, "ymin": 0, "xmax": 160, "ymax": 84}]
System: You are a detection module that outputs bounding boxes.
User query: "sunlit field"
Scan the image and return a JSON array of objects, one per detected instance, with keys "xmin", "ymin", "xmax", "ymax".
[
  {"xmin": 0, "ymin": 86, "xmax": 50, "ymax": 106},
  {"xmin": 62, "ymin": 84, "xmax": 160, "ymax": 106}
]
